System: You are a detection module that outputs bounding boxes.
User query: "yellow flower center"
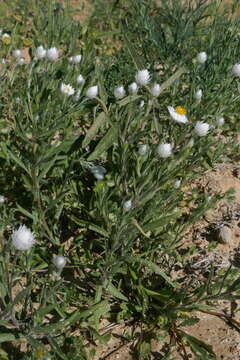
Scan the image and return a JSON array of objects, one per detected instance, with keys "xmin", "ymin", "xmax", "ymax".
[{"xmin": 175, "ymin": 106, "xmax": 186, "ymax": 115}]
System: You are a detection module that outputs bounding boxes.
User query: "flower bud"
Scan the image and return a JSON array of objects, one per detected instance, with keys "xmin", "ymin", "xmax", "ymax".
[
  {"xmin": 46, "ymin": 47, "xmax": 59, "ymax": 61},
  {"xmin": 77, "ymin": 74, "xmax": 85, "ymax": 84},
  {"xmin": 53, "ymin": 255, "xmax": 67, "ymax": 270},
  {"xmin": 233, "ymin": 63, "xmax": 240, "ymax": 77},
  {"xmin": 123, "ymin": 200, "xmax": 132, "ymax": 211},
  {"xmin": 194, "ymin": 89, "xmax": 203, "ymax": 101},
  {"xmin": 217, "ymin": 117, "xmax": 225, "ymax": 126},
  {"xmin": 196, "ymin": 52, "xmax": 207, "ymax": 64},
  {"xmin": 138, "ymin": 144, "xmax": 148, "ymax": 156},
  {"xmin": 0, "ymin": 195, "xmax": 5, "ymax": 204},
  {"xmin": 86, "ymin": 85, "xmax": 98, "ymax": 99},
  {"xmin": 128, "ymin": 82, "xmax": 138, "ymax": 94},
  {"xmin": 36, "ymin": 45, "xmax": 46, "ymax": 59},
  {"xmin": 151, "ymin": 83, "xmax": 161, "ymax": 97},
  {"xmin": 135, "ymin": 69, "xmax": 150, "ymax": 86},
  {"xmin": 114, "ymin": 85, "xmax": 125, "ymax": 99},
  {"xmin": 12, "ymin": 49, "xmax": 22, "ymax": 58},
  {"xmin": 157, "ymin": 143, "xmax": 172, "ymax": 158},
  {"xmin": 194, "ymin": 121, "xmax": 210, "ymax": 136}
]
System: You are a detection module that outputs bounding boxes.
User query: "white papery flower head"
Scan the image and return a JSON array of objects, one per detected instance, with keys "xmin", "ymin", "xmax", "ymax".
[
  {"xmin": 90, "ymin": 165, "xmax": 107, "ymax": 180},
  {"xmin": 53, "ymin": 255, "xmax": 67, "ymax": 270},
  {"xmin": 0, "ymin": 195, "xmax": 5, "ymax": 204},
  {"xmin": 167, "ymin": 106, "xmax": 188, "ymax": 124},
  {"xmin": 60, "ymin": 83, "xmax": 75, "ymax": 96},
  {"xmin": 194, "ymin": 89, "xmax": 203, "ymax": 101},
  {"xmin": 217, "ymin": 117, "xmax": 225, "ymax": 126},
  {"xmin": 196, "ymin": 52, "xmax": 207, "ymax": 64},
  {"xmin": 114, "ymin": 85, "xmax": 125, "ymax": 99},
  {"xmin": 46, "ymin": 47, "xmax": 59, "ymax": 61},
  {"xmin": 138, "ymin": 144, "xmax": 148, "ymax": 156},
  {"xmin": 12, "ymin": 49, "xmax": 22, "ymax": 58},
  {"xmin": 151, "ymin": 83, "xmax": 161, "ymax": 97},
  {"xmin": 157, "ymin": 143, "xmax": 172, "ymax": 158},
  {"xmin": 135, "ymin": 69, "xmax": 150, "ymax": 86},
  {"xmin": 1, "ymin": 58, "xmax": 6, "ymax": 64},
  {"xmin": 174, "ymin": 180, "xmax": 181, "ymax": 189},
  {"xmin": 77, "ymin": 74, "xmax": 85, "ymax": 84},
  {"xmin": 128, "ymin": 82, "xmax": 138, "ymax": 94},
  {"xmin": 139, "ymin": 100, "xmax": 145, "ymax": 108},
  {"xmin": 86, "ymin": 85, "xmax": 98, "ymax": 99},
  {"xmin": 12, "ymin": 225, "xmax": 35, "ymax": 251},
  {"xmin": 36, "ymin": 45, "xmax": 46, "ymax": 59},
  {"xmin": 194, "ymin": 121, "xmax": 210, "ymax": 136},
  {"xmin": 17, "ymin": 58, "xmax": 25, "ymax": 65},
  {"xmin": 123, "ymin": 200, "xmax": 132, "ymax": 211},
  {"xmin": 233, "ymin": 63, "xmax": 240, "ymax": 77}
]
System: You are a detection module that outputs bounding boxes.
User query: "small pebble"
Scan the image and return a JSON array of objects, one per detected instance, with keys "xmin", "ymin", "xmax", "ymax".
[{"xmin": 218, "ymin": 226, "xmax": 232, "ymax": 244}]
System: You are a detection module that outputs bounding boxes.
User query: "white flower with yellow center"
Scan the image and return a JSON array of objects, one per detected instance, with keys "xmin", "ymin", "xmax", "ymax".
[
  {"xmin": 167, "ymin": 106, "xmax": 188, "ymax": 124},
  {"xmin": 12, "ymin": 225, "xmax": 35, "ymax": 251},
  {"xmin": 60, "ymin": 83, "xmax": 75, "ymax": 96}
]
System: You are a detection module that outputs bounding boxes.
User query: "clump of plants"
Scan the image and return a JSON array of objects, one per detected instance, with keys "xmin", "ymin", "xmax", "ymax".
[{"xmin": 0, "ymin": 0, "xmax": 240, "ymax": 359}]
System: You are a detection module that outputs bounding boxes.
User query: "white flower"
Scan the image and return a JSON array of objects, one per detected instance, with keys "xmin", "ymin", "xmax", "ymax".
[
  {"xmin": 123, "ymin": 200, "xmax": 132, "ymax": 211},
  {"xmin": 16, "ymin": 97, "xmax": 21, "ymax": 104},
  {"xmin": 135, "ymin": 69, "xmax": 150, "ymax": 86},
  {"xmin": 53, "ymin": 255, "xmax": 67, "ymax": 270},
  {"xmin": 157, "ymin": 143, "xmax": 172, "ymax": 158},
  {"xmin": 217, "ymin": 117, "xmax": 225, "ymax": 126},
  {"xmin": 12, "ymin": 49, "xmax": 22, "ymax": 58},
  {"xmin": 46, "ymin": 47, "xmax": 59, "ymax": 61},
  {"xmin": 232, "ymin": 63, "xmax": 240, "ymax": 77},
  {"xmin": 86, "ymin": 85, "xmax": 98, "ymax": 99},
  {"xmin": 90, "ymin": 165, "xmax": 107, "ymax": 180},
  {"xmin": 12, "ymin": 225, "xmax": 35, "ymax": 251},
  {"xmin": 167, "ymin": 106, "xmax": 188, "ymax": 124},
  {"xmin": 17, "ymin": 58, "xmax": 25, "ymax": 65},
  {"xmin": 194, "ymin": 121, "xmax": 210, "ymax": 136},
  {"xmin": 77, "ymin": 74, "xmax": 85, "ymax": 84},
  {"xmin": 60, "ymin": 83, "xmax": 75, "ymax": 96},
  {"xmin": 196, "ymin": 52, "xmax": 207, "ymax": 64},
  {"xmin": 36, "ymin": 45, "xmax": 46, "ymax": 59},
  {"xmin": 174, "ymin": 180, "xmax": 181, "ymax": 188},
  {"xmin": 1, "ymin": 58, "xmax": 6, "ymax": 64},
  {"xmin": 128, "ymin": 82, "xmax": 138, "ymax": 94},
  {"xmin": 72, "ymin": 55, "xmax": 81, "ymax": 64},
  {"xmin": 114, "ymin": 85, "xmax": 125, "ymax": 99},
  {"xmin": 194, "ymin": 89, "xmax": 203, "ymax": 101},
  {"xmin": 0, "ymin": 195, "xmax": 5, "ymax": 204},
  {"xmin": 151, "ymin": 83, "xmax": 161, "ymax": 97},
  {"xmin": 138, "ymin": 144, "xmax": 148, "ymax": 156},
  {"xmin": 139, "ymin": 100, "xmax": 145, "ymax": 108}
]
